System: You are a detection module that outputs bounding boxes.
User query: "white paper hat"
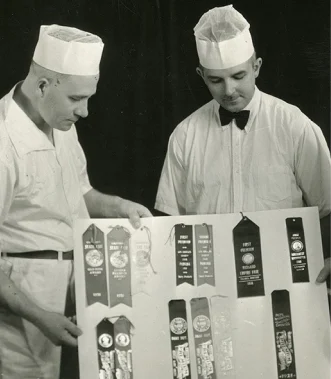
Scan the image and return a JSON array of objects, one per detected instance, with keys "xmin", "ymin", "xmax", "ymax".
[
  {"xmin": 194, "ymin": 5, "xmax": 254, "ymax": 69},
  {"xmin": 33, "ymin": 24, "xmax": 104, "ymax": 76}
]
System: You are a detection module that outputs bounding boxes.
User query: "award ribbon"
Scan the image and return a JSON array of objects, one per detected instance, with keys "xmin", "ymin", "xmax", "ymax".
[
  {"xmin": 190, "ymin": 297, "xmax": 216, "ymax": 379},
  {"xmin": 83, "ymin": 224, "xmax": 108, "ymax": 306},
  {"xmin": 232, "ymin": 215, "xmax": 265, "ymax": 298},
  {"xmin": 168, "ymin": 299, "xmax": 191, "ymax": 379},
  {"xmin": 97, "ymin": 318, "xmax": 116, "ymax": 379},
  {"xmin": 271, "ymin": 290, "xmax": 297, "ymax": 378},
  {"xmin": 131, "ymin": 226, "xmax": 156, "ymax": 295},
  {"xmin": 175, "ymin": 224, "xmax": 194, "ymax": 286},
  {"xmin": 194, "ymin": 224, "xmax": 215, "ymax": 287},
  {"xmin": 210, "ymin": 296, "xmax": 235, "ymax": 377},
  {"xmin": 107, "ymin": 226, "xmax": 132, "ymax": 308},
  {"xmin": 285, "ymin": 217, "xmax": 310, "ymax": 283},
  {"xmin": 114, "ymin": 317, "xmax": 133, "ymax": 379}
]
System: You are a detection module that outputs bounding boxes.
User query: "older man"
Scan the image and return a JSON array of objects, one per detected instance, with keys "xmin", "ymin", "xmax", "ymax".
[{"xmin": 0, "ymin": 24, "xmax": 152, "ymax": 379}]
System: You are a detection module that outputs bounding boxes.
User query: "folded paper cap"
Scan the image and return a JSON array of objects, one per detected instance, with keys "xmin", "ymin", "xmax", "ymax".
[
  {"xmin": 194, "ymin": 5, "xmax": 254, "ymax": 69},
  {"xmin": 33, "ymin": 24, "xmax": 104, "ymax": 76}
]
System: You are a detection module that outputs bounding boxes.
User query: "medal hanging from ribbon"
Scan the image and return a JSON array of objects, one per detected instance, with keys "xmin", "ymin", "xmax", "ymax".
[
  {"xmin": 131, "ymin": 226, "xmax": 156, "ymax": 295},
  {"xmin": 83, "ymin": 224, "xmax": 108, "ymax": 306},
  {"xmin": 194, "ymin": 224, "xmax": 215, "ymax": 287},
  {"xmin": 175, "ymin": 224, "xmax": 194, "ymax": 286},
  {"xmin": 168, "ymin": 299, "xmax": 191, "ymax": 379},
  {"xmin": 232, "ymin": 215, "xmax": 265, "ymax": 298},
  {"xmin": 271, "ymin": 290, "xmax": 297, "ymax": 378},
  {"xmin": 107, "ymin": 226, "xmax": 132, "ymax": 308},
  {"xmin": 285, "ymin": 217, "xmax": 310, "ymax": 283},
  {"xmin": 97, "ymin": 318, "xmax": 115, "ymax": 379},
  {"xmin": 114, "ymin": 316, "xmax": 133, "ymax": 379},
  {"xmin": 210, "ymin": 296, "xmax": 235, "ymax": 377},
  {"xmin": 190, "ymin": 297, "xmax": 216, "ymax": 379}
]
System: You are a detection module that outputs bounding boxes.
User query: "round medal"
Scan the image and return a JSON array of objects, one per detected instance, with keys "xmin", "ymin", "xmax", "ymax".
[
  {"xmin": 85, "ymin": 249, "xmax": 104, "ymax": 267},
  {"xmin": 170, "ymin": 317, "xmax": 188, "ymax": 335},
  {"xmin": 193, "ymin": 315, "xmax": 211, "ymax": 333},
  {"xmin": 110, "ymin": 251, "xmax": 129, "ymax": 268}
]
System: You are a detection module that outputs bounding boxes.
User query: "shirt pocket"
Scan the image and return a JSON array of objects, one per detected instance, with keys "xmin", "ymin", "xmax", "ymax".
[{"xmin": 254, "ymin": 164, "xmax": 292, "ymax": 203}]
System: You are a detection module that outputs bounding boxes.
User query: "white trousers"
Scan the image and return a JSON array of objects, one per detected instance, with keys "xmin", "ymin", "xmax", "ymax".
[{"xmin": 0, "ymin": 257, "xmax": 74, "ymax": 379}]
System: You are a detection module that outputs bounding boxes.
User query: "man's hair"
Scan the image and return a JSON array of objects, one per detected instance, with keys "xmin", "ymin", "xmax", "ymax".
[{"xmin": 29, "ymin": 61, "xmax": 67, "ymax": 84}]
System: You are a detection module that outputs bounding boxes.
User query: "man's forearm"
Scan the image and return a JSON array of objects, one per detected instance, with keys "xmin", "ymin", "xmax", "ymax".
[
  {"xmin": 84, "ymin": 188, "xmax": 123, "ymax": 218},
  {"xmin": 0, "ymin": 269, "xmax": 46, "ymax": 325}
]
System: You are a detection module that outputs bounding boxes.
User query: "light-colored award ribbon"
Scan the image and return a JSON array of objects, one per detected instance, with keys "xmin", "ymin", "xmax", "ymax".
[
  {"xmin": 131, "ymin": 225, "xmax": 157, "ymax": 296},
  {"xmin": 210, "ymin": 295, "xmax": 236, "ymax": 377}
]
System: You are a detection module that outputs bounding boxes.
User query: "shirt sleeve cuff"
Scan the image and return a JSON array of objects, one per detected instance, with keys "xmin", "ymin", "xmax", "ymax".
[{"xmin": 81, "ymin": 183, "xmax": 93, "ymax": 196}]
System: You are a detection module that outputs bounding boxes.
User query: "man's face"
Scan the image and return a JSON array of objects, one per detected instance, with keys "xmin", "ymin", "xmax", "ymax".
[
  {"xmin": 38, "ymin": 74, "xmax": 99, "ymax": 131},
  {"xmin": 198, "ymin": 57, "xmax": 262, "ymax": 112}
]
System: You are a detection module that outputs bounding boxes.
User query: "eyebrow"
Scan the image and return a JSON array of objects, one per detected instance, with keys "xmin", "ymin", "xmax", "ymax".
[
  {"xmin": 232, "ymin": 70, "xmax": 246, "ymax": 76},
  {"xmin": 207, "ymin": 70, "xmax": 247, "ymax": 80},
  {"xmin": 69, "ymin": 92, "xmax": 96, "ymax": 99}
]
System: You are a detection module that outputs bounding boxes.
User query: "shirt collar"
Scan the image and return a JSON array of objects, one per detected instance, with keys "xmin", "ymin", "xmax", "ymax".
[
  {"xmin": 4, "ymin": 84, "xmax": 55, "ymax": 157},
  {"xmin": 215, "ymin": 86, "xmax": 261, "ymax": 133}
]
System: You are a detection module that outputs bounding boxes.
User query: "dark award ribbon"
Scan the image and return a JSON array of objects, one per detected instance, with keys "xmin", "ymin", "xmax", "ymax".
[
  {"xmin": 195, "ymin": 225, "xmax": 215, "ymax": 287},
  {"xmin": 271, "ymin": 290, "xmax": 297, "ymax": 378},
  {"xmin": 107, "ymin": 226, "xmax": 132, "ymax": 308},
  {"xmin": 175, "ymin": 224, "xmax": 194, "ymax": 286},
  {"xmin": 97, "ymin": 318, "xmax": 115, "ymax": 379},
  {"xmin": 114, "ymin": 317, "xmax": 133, "ymax": 379},
  {"xmin": 232, "ymin": 215, "xmax": 265, "ymax": 298},
  {"xmin": 83, "ymin": 224, "xmax": 108, "ymax": 306},
  {"xmin": 190, "ymin": 297, "xmax": 216, "ymax": 379},
  {"xmin": 168, "ymin": 299, "xmax": 191, "ymax": 379},
  {"xmin": 286, "ymin": 217, "xmax": 310, "ymax": 283}
]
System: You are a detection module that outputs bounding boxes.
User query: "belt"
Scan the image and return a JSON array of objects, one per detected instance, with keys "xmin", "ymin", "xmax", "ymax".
[{"xmin": 2, "ymin": 250, "xmax": 74, "ymax": 260}]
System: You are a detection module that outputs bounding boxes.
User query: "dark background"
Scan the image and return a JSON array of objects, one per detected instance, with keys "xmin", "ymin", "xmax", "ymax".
[
  {"xmin": 0, "ymin": 0, "xmax": 329, "ymax": 213},
  {"xmin": 0, "ymin": 1, "xmax": 329, "ymax": 377}
]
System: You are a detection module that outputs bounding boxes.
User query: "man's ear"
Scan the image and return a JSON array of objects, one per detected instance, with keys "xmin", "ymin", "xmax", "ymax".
[
  {"xmin": 253, "ymin": 57, "xmax": 263, "ymax": 79},
  {"xmin": 196, "ymin": 66, "xmax": 204, "ymax": 79},
  {"xmin": 37, "ymin": 78, "xmax": 51, "ymax": 98}
]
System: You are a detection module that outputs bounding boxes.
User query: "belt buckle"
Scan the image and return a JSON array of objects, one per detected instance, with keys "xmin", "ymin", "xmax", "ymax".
[{"xmin": 58, "ymin": 251, "xmax": 63, "ymax": 261}]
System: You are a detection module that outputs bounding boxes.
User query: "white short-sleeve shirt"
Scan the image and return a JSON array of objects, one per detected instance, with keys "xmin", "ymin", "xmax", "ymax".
[
  {"xmin": 155, "ymin": 87, "xmax": 331, "ymax": 218},
  {"xmin": 0, "ymin": 86, "xmax": 92, "ymax": 252}
]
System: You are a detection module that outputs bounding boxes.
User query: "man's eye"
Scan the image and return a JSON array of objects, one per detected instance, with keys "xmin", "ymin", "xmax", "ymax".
[
  {"xmin": 69, "ymin": 97, "xmax": 80, "ymax": 102},
  {"xmin": 234, "ymin": 74, "xmax": 245, "ymax": 80}
]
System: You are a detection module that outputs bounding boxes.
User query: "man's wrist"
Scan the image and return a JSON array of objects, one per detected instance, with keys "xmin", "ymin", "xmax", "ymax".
[
  {"xmin": 103, "ymin": 195, "xmax": 124, "ymax": 218},
  {"xmin": 23, "ymin": 304, "xmax": 48, "ymax": 327}
]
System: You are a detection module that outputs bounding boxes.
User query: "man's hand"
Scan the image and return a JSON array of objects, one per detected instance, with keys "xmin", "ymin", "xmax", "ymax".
[
  {"xmin": 35, "ymin": 310, "xmax": 82, "ymax": 347},
  {"xmin": 116, "ymin": 198, "xmax": 153, "ymax": 229},
  {"xmin": 316, "ymin": 257, "xmax": 331, "ymax": 295},
  {"xmin": 84, "ymin": 189, "xmax": 153, "ymax": 229}
]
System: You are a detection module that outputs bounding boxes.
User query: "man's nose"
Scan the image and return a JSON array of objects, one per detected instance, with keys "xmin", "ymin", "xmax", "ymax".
[
  {"xmin": 224, "ymin": 80, "xmax": 236, "ymax": 97},
  {"xmin": 75, "ymin": 100, "xmax": 89, "ymax": 119}
]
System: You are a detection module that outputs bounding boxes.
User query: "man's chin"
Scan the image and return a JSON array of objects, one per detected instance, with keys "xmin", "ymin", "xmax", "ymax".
[
  {"xmin": 220, "ymin": 100, "xmax": 244, "ymax": 112},
  {"xmin": 57, "ymin": 121, "xmax": 75, "ymax": 131}
]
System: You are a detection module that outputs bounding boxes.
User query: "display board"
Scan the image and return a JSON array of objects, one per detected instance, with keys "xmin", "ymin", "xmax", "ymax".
[{"xmin": 73, "ymin": 206, "xmax": 330, "ymax": 379}]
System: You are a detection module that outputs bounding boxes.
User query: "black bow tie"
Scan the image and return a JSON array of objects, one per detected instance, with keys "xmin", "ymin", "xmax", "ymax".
[{"xmin": 218, "ymin": 106, "xmax": 250, "ymax": 130}]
